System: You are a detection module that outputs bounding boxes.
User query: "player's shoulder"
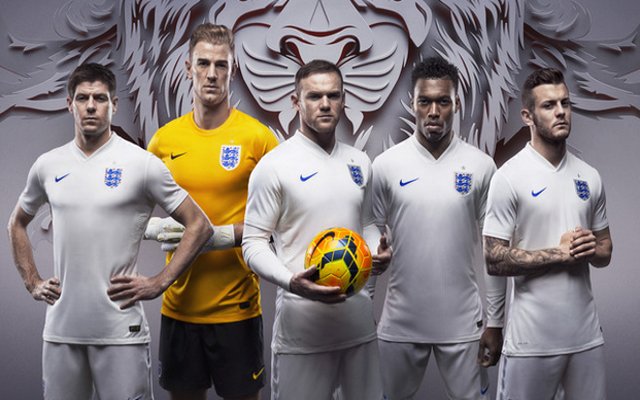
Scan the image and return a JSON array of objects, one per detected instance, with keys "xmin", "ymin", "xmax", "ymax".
[
  {"xmin": 567, "ymin": 151, "xmax": 599, "ymax": 173},
  {"xmin": 231, "ymin": 108, "xmax": 268, "ymax": 129},
  {"xmin": 337, "ymin": 140, "xmax": 371, "ymax": 165},
  {"xmin": 457, "ymin": 138, "xmax": 494, "ymax": 162},
  {"xmin": 153, "ymin": 113, "xmax": 192, "ymax": 141},
  {"xmin": 373, "ymin": 137, "xmax": 412, "ymax": 166},
  {"xmin": 111, "ymin": 135, "xmax": 155, "ymax": 161}
]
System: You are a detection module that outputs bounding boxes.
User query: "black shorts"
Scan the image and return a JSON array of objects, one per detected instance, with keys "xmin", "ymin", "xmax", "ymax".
[{"xmin": 158, "ymin": 314, "xmax": 265, "ymax": 398}]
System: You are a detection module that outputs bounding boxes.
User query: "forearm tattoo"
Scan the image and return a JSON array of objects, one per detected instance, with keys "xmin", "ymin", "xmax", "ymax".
[{"xmin": 483, "ymin": 236, "xmax": 565, "ymax": 276}]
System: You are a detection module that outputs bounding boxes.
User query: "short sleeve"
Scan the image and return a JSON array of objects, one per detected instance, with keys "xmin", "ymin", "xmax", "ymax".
[
  {"xmin": 144, "ymin": 154, "xmax": 188, "ymax": 214},
  {"xmin": 19, "ymin": 157, "xmax": 47, "ymax": 216},
  {"xmin": 590, "ymin": 173, "xmax": 608, "ymax": 232},
  {"xmin": 482, "ymin": 171, "xmax": 517, "ymax": 241}
]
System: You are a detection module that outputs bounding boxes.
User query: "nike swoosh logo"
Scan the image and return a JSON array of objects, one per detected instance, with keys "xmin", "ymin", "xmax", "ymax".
[
  {"xmin": 480, "ymin": 384, "xmax": 489, "ymax": 395},
  {"xmin": 531, "ymin": 187, "xmax": 547, "ymax": 197},
  {"xmin": 170, "ymin": 152, "xmax": 187, "ymax": 160},
  {"xmin": 55, "ymin": 173, "xmax": 70, "ymax": 183},
  {"xmin": 252, "ymin": 366, "xmax": 265, "ymax": 380},
  {"xmin": 300, "ymin": 172, "xmax": 318, "ymax": 182},
  {"xmin": 399, "ymin": 177, "xmax": 419, "ymax": 187}
]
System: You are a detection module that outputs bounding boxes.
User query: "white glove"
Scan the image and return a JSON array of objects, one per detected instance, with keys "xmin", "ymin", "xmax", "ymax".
[
  {"xmin": 160, "ymin": 224, "xmax": 236, "ymax": 253},
  {"xmin": 144, "ymin": 217, "xmax": 185, "ymax": 242}
]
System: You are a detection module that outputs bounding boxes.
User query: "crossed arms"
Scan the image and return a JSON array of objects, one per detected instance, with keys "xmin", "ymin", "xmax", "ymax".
[{"xmin": 483, "ymin": 226, "xmax": 612, "ymax": 276}]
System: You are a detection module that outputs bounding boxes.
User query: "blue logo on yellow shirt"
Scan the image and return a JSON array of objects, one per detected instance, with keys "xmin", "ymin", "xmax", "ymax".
[
  {"xmin": 104, "ymin": 168, "xmax": 122, "ymax": 188},
  {"xmin": 455, "ymin": 172, "xmax": 472, "ymax": 195},
  {"xmin": 574, "ymin": 179, "xmax": 590, "ymax": 200},
  {"xmin": 221, "ymin": 145, "xmax": 241, "ymax": 171}
]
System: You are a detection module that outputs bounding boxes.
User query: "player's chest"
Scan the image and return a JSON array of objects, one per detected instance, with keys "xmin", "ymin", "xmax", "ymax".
[
  {"xmin": 388, "ymin": 162, "xmax": 479, "ymax": 209},
  {"xmin": 283, "ymin": 157, "xmax": 367, "ymax": 209},
  {"xmin": 163, "ymin": 141, "xmax": 254, "ymax": 190},
  {"xmin": 516, "ymin": 173, "xmax": 593, "ymax": 215},
  {"xmin": 43, "ymin": 159, "xmax": 145, "ymax": 209}
]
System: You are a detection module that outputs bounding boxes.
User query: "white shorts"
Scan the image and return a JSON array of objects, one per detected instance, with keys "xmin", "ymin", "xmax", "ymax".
[
  {"xmin": 378, "ymin": 340, "xmax": 490, "ymax": 400},
  {"xmin": 497, "ymin": 345, "xmax": 606, "ymax": 400},
  {"xmin": 271, "ymin": 340, "xmax": 383, "ymax": 400},
  {"xmin": 42, "ymin": 341, "xmax": 153, "ymax": 400}
]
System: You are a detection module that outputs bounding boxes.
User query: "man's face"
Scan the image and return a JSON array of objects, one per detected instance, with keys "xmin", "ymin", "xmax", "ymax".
[
  {"xmin": 412, "ymin": 78, "xmax": 459, "ymax": 147},
  {"xmin": 67, "ymin": 81, "xmax": 117, "ymax": 138},
  {"xmin": 292, "ymin": 72, "xmax": 344, "ymax": 137},
  {"xmin": 186, "ymin": 41, "xmax": 234, "ymax": 108},
  {"xmin": 522, "ymin": 83, "xmax": 571, "ymax": 143}
]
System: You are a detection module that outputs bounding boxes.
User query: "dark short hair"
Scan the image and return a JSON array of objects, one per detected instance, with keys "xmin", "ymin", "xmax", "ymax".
[
  {"xmin": 189, "ymin": 23, "xmax": 234, "ymax": 55},
  {"xmin": 67, "ymin": 63, "xmax": 116, "ymax": 97},
  {"xmin": 294, "ymin": 59, "xmax": 343, "ymax": 94},
  {"xmin": 411, "ymin": 57, "xmax": 459, "ymax": 92},
  {"xmin": 521, "ymin": 68, "xmax": 566, "ymax": 110}
]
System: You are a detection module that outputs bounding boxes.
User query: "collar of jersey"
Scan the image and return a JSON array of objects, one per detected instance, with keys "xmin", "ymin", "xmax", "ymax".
[
  {"xmin": 71, "ymin": 132, "xmax": 118, "ymax": 161},
  {"xmin": 524, "ymin": 142, "xmax": 568, "ymax": 173},
  {"xmin": 293, "ymin": 130, "xmax": 339, "ymax": 158},
  {"xmin": 187, "ymin": 108, "xmax": 239, "ymax": 137},
  {"xmin": 410, "ymin": 133, "xmax": 459, "ymax": 163}
]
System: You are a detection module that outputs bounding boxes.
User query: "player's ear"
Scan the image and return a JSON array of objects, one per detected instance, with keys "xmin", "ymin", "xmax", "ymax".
[
  {"xmin": 185, "ymin": 58, "xmax": 193, "ymax": 80},
  {"xmin": 67, "ymin": 96, "xmax": 73, "ymax": 113},
  {"xmin": 231, "ymin": 58, "xmax": 238, "ymax": 80},
  {"xmin": 291, "ymin": 92, "xmax": 300, "ymax": 111},
  {"xmin": 521, "ymin": 108, "xmax": 533, "ymax": 126},
  {"xmin": 454, "ymin": 95, "xmax": 461, "ymax": 113},
  {"xmin": 111, "ymin": 95, "xmax": 118, "ymax": 115}
]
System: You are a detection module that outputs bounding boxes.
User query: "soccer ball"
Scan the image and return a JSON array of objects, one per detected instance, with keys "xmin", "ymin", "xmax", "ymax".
[{"xmin": 304, "ymin": 227, "xmax": 372, "ymax": 296}]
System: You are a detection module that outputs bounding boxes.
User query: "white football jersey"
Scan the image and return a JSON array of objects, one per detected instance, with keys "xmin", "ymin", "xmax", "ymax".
[
  {"xmin": 483, "ymin": 143, "xmax": 608, "ymax": 356},
  {"xmin": 243, "ymin": 132, "xmax": 377, "ymax": 354},
  {"xmin": 19, "ymin": 134, "xmax": 187, "ymax": 345},
  {"xmin": 372, "ymin": 135, "xmax": 500, "ymax": 343}
]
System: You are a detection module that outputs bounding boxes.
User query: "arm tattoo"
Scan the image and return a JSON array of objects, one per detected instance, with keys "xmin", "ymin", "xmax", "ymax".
[{"xmin": 483, "ymin": 236, "xmax": 566, "ymax": 276}]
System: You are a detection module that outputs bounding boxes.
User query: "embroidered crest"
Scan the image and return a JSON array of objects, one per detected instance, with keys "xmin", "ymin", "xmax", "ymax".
[
  {"xmin": 455, "ymin": 172, "xmax": 472, "ymax": 195},
  {"xmin": 348, "ymin": 164, "xmax": 364, "ymax": 187},
  {"xmin": 220, "ymin": 145, "xmax": 241, "ymax": 170},
  {"xmin": 104, "ymin": 168, "xmax": 122, "ymax": 188},
  {"xmin": 574, "ymin": 179, "xmax": 590, "ymax": 200}
]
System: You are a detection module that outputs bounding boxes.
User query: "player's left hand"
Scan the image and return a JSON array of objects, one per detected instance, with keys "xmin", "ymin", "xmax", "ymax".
[
  {"xmin": 569, "ymin": 226, "xmax": 597, "ymax": 260},
  {"xmin": 144, "ymin": 217, "xmax": 185, "ymax": 242},
  {"xmin": 107, "ymin": 274, "xmax": 164, "ymax": 310},
  {"xmin": 478, "ymin": 327, "xmax": 503, "ymax": 367},
  {"xmin": 372, "ymin": 234, "xmax": 392, "ymax": 275}
]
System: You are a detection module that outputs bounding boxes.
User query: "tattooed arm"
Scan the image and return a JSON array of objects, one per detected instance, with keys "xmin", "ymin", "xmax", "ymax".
[{"xmin": 483, "ymin": 230, "xmax": 578, "ymax": 276}]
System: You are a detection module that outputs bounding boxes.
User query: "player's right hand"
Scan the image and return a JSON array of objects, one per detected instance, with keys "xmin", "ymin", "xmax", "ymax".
[
  {"xmin": 144, "ymin": 217, "xmax": 185, "ymax": 242},
  {"xmin": 289, "ymin": 266, "xmax": 346, "ymax": 304},
  {"xmin": 30, "ymin": 277, "xmax": 61, "ymax": 305}
]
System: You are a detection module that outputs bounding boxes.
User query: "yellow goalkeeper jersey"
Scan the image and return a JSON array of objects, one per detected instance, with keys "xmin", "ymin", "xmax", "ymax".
[{"xmin": 148, "ymin": 109, "xmax": 278, "ymax": 323}]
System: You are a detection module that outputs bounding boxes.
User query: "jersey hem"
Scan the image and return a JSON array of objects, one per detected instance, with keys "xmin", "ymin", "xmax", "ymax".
[
  {"xmin": 43, "ymin": 336, "xmax": 151, "ymax": 345},
  {"xmin": 502, "ymin": 339, "xmax": 604, "ymax": 357},
  {"xmin": 272, "ymin": 333, "xmax": 377, "ymax": 355},
  {"xmin": 377, "ymin": 332, "xmax": 482, "ymax": 344},
  {"xmin": 161, "ymin": 308, "xmax": 262, "ymax": 324}
]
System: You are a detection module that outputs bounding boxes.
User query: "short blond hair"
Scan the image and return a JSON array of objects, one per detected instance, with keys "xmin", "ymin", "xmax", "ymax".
[{"xmin": 189, "ymin": 23, "xmax": 234, "ymax": 55}]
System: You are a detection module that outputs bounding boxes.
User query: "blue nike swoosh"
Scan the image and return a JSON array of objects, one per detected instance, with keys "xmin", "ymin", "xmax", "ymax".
[
  {"xmin": 300, "ymin": 172, "xmax": 318, "ymax": 182},
  {"xmin": 480, "ymin": 384, "xmax": 489, "ymax": 395},
  {"xmin": 531, "ymin": 187, "xmax": 547, "ymax": 197},
  {"xmin": 399, "ymin": 177, "xmax": 419, "ymax": 187},
  {"xmin": 55, "ymin": 173, "xmax": 70, "ymax": 183}
]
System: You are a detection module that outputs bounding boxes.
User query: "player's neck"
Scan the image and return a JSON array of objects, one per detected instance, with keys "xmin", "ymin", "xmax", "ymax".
[
  {"xmin": 74, "ymin": 129, "xmax": 112, "ymax": 157},
  {"xmin": 417, "ymin": 131, "xmax": 453, "ymax": 160},
  {"xmin": 530, "ymin": 134, "xmax": 566, "ymax": 167},
  {"xmin": 193, "ymin": 100, "xmax": 231, "ymax": 130},
  {"xmin": 300, "ymin": 126, "xmax": 336, "ymax": 154}
]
